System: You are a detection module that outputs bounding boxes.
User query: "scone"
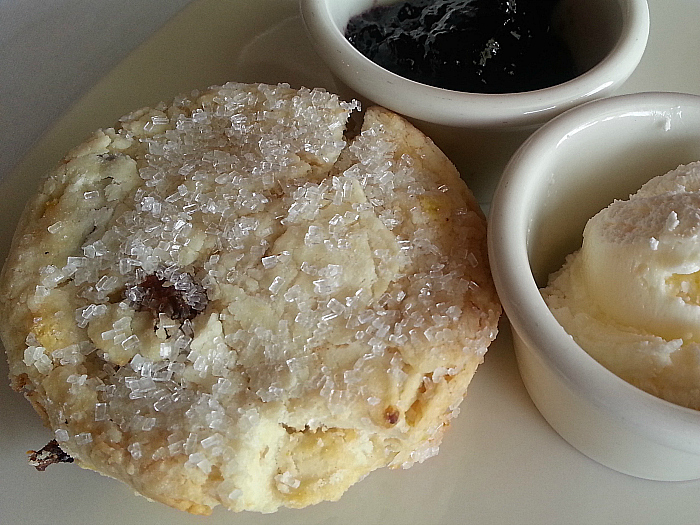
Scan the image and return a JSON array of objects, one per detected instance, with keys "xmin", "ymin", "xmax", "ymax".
[{"xmin": 0, "ymin": 82, "xmax": 500, "ymax": 514}]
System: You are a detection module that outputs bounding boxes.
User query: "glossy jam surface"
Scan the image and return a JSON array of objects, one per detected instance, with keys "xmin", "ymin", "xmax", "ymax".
[{"xmin": 345, "ymin": 0, "xmax": 576, "ymax": 94}]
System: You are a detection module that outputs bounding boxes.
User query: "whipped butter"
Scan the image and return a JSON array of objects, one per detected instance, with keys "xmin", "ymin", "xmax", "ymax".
[{"xmin": 542, "ymin": 161, "xmax": 700, "ymax": 410}]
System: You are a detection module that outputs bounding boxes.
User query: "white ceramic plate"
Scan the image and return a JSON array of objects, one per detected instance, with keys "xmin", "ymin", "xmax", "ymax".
[{"xmin": 2, "ymin": 1, "xmax": 700, "ymax": 523}]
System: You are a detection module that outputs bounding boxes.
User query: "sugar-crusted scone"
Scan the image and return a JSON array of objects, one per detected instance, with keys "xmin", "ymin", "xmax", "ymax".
[{"xmin": 0, "ymin": 83, "xmax": 500, "ymax": 514}]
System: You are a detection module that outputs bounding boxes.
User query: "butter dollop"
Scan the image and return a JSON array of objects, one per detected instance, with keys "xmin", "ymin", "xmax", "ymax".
[
  {"xmin": 542, "ymin": 161, "xmax": 700, "ymax": 409},
  {"xmin": 582, "ymin": 167, "xmax": 700, "ymax": 342}
]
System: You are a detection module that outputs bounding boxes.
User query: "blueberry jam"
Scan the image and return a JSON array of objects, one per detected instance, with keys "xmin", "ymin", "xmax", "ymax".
[{"xmin": 345, "ymin": 0, "xmax": 576, "ymax": 94}]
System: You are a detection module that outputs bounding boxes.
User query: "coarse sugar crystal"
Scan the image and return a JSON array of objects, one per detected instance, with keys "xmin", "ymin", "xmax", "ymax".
[
  {"xmin": 75, "ymin": 432, "xmax": 93, "ymax": 445},
  {"xmin": 128, "ymin": 442, "xmax": 142, "ymax": 459}
]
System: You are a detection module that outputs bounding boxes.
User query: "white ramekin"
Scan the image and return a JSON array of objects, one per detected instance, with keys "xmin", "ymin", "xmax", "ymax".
[
  {"xmin": 300, "ymin": 0, "xmax": 649, "ymax": 129},
  {"xmin": 488, "ymin": 92, "xmax": 700, "ymax": 481}
]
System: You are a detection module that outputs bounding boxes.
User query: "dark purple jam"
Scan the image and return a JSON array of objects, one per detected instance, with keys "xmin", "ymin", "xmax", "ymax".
[{"xmin": 345, "ymin": 0, "xmax": 576, "ymax": 94}]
